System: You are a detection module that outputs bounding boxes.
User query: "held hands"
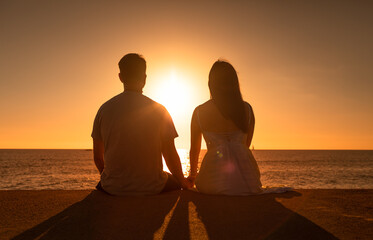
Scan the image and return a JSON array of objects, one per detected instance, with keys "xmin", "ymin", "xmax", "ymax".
[
  {"xmin": 186, "ymin": 175, "xmax": 197, "ymax": 188},
  {"xmin": 180, "ymin": 174, "xmax": 197, "ymax": 190},
  {"xmin": 181, "ymin": 177, "xmax": 194, "ymax": 189},
  {"xmin": 179, "ymin": 171, "xmax": 198, "ymax": 190}
]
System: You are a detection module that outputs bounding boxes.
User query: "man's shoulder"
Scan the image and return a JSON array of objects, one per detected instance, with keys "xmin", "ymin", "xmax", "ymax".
[
  {"xmin": 94, "ymin": 94, "xmax": 121, "ymax": 115},
  {"xmin": 140, "ymin": 94, "xmax": 168, "ymax": 112},
  {"xmin": 97, "ymin": 92, "xmax": 168, "ymax": 116},
  {"xmin": 140, "ymin": 94, "xmax": 157, "ymax": 104},
  {"xmin": 244, "ymin": 101, "xmax": 253, "ymax": 110},
  {"xmin": 100, "ymin": 93, "xmax": 123, "ymax": 107}
]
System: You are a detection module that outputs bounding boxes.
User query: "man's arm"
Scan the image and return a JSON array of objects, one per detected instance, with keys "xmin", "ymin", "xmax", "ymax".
[
  {"xmin": 93, "ymin": 139, "xmax": 104, "ymax": 174},
  {"xmin": 162, "ymin": 139, "xmax": 190, "ymax": 189}
]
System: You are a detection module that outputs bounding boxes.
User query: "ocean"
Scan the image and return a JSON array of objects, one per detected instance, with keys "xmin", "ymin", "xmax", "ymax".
[{"xmin": 0, "ymin": 149, "xmax": 372, "ymax": 190}]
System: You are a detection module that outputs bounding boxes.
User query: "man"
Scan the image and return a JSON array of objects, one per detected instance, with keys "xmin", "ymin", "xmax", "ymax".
[{"xmin": 91, "ymin": 53, "xmax": 190, "ymax": 195}]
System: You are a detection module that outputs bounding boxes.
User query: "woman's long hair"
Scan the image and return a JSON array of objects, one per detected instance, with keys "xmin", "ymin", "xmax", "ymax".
[{"xmin": 208, "ymin": 60, "xmax": 248, "ymax": 133}]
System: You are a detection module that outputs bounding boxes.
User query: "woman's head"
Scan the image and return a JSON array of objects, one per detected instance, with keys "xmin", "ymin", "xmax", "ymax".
[{"xmin": 208, "ymin": 60, "xmax": 248, "ymax": 132}]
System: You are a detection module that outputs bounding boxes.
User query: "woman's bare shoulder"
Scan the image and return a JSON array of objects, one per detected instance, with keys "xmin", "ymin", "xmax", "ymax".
[{"xmin": 195, "ymin": 100, "xmax": 213, "ymax": 111}]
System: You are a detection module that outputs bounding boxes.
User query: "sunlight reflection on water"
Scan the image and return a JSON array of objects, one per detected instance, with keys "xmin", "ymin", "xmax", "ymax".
[
  {"xmin": 162, "ymin": 149, "xmax": 205, "ymax": 177},
  {"xmin": 0, "ymin": 149, "xmax": 372, "ymax": 189}
]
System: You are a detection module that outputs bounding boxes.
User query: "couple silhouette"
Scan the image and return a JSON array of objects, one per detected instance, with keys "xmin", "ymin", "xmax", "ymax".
[{"xmin": 92, "ymin": 53, "xmax": 290, "ymax": 196}]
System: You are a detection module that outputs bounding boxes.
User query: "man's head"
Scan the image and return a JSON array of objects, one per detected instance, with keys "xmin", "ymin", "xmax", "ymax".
[{"xmin": 118, "ymin": 53, "xmax": 147, "ymax": 91}]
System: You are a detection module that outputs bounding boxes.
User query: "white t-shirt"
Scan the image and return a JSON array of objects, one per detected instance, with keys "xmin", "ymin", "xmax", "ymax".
[{"xmin": 91, "ymin": 91, "xmax": 178, "ymax": 195}]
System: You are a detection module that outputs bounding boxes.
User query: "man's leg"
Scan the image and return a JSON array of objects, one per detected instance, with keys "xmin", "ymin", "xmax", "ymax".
[
  {"xmin": 161, "ymin": 172, "xmax": 182, "ymax": 193},
  {"xmin": 96, "ymin": 181, "xmax": 112, "ymax": 195}
]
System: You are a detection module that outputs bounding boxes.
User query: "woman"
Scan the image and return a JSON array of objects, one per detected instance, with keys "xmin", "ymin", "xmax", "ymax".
[{"xmin": 187, "ymin": 60, "xmax": 290, "ymax": 195}]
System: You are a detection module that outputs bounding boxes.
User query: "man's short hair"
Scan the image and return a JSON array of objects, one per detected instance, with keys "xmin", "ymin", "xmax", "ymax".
[{"xmin": 118, "ymin": 53, "xmax": 146, "ymax": 80}]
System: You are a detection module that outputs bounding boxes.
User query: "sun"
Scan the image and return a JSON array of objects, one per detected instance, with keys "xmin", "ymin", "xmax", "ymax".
[{"xmin": 153, "ymin": 70, "xmax": 192, "ymax": 118}]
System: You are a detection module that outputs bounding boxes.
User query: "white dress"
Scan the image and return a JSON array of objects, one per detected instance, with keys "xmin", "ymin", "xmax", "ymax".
[{"xmin": 195, "ymin": 110, "xmax": 292, "ymax": 195}]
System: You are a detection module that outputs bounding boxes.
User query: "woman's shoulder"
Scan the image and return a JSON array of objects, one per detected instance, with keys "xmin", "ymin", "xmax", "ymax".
[{"xmin": 194, "ymin": 100, "xmax": 213, "ymax": 112}]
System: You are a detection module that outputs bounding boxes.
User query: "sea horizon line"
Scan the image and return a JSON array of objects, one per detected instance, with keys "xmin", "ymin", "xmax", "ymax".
[{"xmin": 1, "ymin": 148, "xmax": 372, "ymax": 151}]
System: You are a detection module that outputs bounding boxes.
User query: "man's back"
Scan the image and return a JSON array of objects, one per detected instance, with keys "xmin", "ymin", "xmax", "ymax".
[{"xmin": 92, "ymin": 91, "xmax": 178, "ymax": 195}]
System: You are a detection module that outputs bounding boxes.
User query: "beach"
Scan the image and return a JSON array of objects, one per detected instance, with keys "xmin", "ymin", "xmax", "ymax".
[{"xmin": 1, "ymin": 189, "xmax": 372, "ymax": 239}]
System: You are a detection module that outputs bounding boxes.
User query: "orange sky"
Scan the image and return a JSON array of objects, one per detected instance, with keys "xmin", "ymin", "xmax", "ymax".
[{"xmin": 0, "ymin": 1, "xmax": 372, "ymax": 149}]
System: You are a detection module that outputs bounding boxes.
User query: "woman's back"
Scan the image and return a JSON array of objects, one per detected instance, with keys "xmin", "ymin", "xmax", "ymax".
[
  {"xmin": 189, "ymin": 60, "xmax": 292, "ymax": 195},
  {"xmin": 194, "ymin": 100, "xmax": 263, "ymax": 195},
  {"xmin": 198, "ymin": 100, "xmax": 243, "ymax": 132}
]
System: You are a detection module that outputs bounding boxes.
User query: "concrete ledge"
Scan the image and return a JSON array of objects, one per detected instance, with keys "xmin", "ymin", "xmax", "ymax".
[{"xmin": 1, "ymin": 189, "xmax": 372, "ymax": 239}]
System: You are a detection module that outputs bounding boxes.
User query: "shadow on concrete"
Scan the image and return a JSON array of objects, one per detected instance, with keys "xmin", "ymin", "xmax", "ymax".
[
  {"xmin": 12, "ymin": 190, "xmax": 338, "ymax": 239},
  {"xmin": 164, "ymin": 190, "xmax": 338, "ymax": 240},
  {"xmin": 12, "ymin": 190, "xmax": 179, "ymax": 240}
]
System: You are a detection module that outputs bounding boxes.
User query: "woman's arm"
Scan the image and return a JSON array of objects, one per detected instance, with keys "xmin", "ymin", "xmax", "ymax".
[
  {"xmin": 246, "ymin": 104, "xmax": 255, "ymax": 148},
  {"xmin": 188, "ymin": 108, "xmax": 202, "ymax": 184}
]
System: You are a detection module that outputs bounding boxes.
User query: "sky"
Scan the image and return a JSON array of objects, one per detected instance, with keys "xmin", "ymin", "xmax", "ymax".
[{"xmin": 0, "ymin": 0, "xmax": 372, "ymax": 149}]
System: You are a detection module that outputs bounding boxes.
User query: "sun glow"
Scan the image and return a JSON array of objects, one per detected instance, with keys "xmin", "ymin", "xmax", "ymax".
[{"xmin": 153, "ymin": 70, "xmax": 193, "ymax": 118}]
